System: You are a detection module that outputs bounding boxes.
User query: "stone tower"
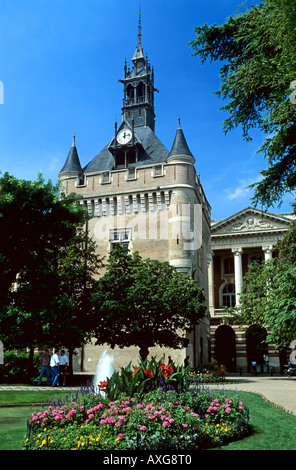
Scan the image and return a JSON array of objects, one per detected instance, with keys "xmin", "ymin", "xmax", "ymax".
[{"xmin": 59, "ymin": 16, "xmax": 212, "ymax": 373}]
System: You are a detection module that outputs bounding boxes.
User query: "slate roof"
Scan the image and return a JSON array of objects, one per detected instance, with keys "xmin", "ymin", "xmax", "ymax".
[
  {"xmin": 83, "ymin": 125, "xmax": 169, "ymax": 173},
  {"xmin": 168, "ymin": 119, "xmax": 193, "ymax": 159},
  {"xmin": 59, "ymin": 138, "xmax": 83, "ymax": 175}
]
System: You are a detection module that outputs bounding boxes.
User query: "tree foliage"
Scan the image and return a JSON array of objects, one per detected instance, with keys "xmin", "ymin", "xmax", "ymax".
[
  {"xmin": 0, "ymin": 173, "xmax": 103, "ymax": 362},
  {"xmin": 229, "ymin": 216, "xmax": 296, "ymax": 350},
  {"xmin": 190, "ymin": 0, "xmax": 296, "ymax": 209},
  {"xmin": 90, "ymin": 246, "xmax": 206, "ymax": 359},
  {"xmin": 0, "ymin": 172, "xmax": 87, "ymax": 308}
]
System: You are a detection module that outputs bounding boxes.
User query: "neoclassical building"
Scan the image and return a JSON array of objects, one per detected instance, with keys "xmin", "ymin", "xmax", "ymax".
[
  {"xmin": 59, "ymin": 18, "xmax": 212, "ymax": 373},
  {"xmin": 209, "ymin": 207, "xmax": 295, "ymax": 373}
]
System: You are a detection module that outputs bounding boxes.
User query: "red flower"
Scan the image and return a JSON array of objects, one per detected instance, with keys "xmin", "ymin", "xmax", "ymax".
[
  {"xmin": 133, "ymin": 367, "xmax": 139, "ymax": 376},
  {"xmin": 163, "ymin": 364, "xmax": 174, "ymax": 378},
  {"xmin": 98, "ymin": 380, "xmax": 107, "ymax": 388},
  {"xmin": 144, "ymin": 368, "xmax": 153, "ymax": 378}
]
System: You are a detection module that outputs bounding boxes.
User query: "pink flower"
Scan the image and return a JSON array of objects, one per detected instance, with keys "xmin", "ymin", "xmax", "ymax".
[
  {"xmin": 183, "ymin": 423, "xmax": 189, "ymax": 428},
  {"xmin": 162, "ymin": 421, "xmax": 169, "ymax": 427},
  {"xmin": 139, "ymin": 426, "xmax": 147, "ymax": 431},
  {"xmin": 225, "ymin": 407, "xmax": 231, "ymax": 413},
  {"xmin": 117, "ymin": 433, "xmax": 124, "ymax": 440}
]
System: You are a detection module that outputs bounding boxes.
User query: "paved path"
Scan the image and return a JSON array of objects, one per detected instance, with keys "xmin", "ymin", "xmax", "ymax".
[
  {"xmin": 212, "ymin": 374, "xmax": 296, "ymax": 416},
  {"xmin": 0, "ymin": 375, "xmax": 295, "ymax": 416}
]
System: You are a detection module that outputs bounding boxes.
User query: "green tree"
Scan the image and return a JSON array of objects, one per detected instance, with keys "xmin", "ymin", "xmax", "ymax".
[
  {"xmin": 0, "ymin": 172, "xmax": 103, "ymax": 376},
  {"xmin": 229, "ymin": 260, "xmax": 274, "ymax": 329},
  {"xmin": 229, "ymin": 217, "xmax": 296, "ymax": 349},
  {"xmin": 0, "ymin": 223, "xmax": 103, "ymax": 375},
  {"xmin": 0, "ymin": 172, "xmax": 86, "ymax": 308},
  {"xmin": 190, "ymin": 0, "xmax": 296, "ymax": 209},
  {"xmin": 91, "ymin": 246, "xmax": 206, "ymax": 360},
  {"xmin": 264, "ymin": 262, "xmax": 296, "ymax": 349}
]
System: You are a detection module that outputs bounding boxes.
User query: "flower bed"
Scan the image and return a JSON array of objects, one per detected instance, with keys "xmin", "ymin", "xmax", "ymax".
[{"xmin": 24, "ymin": 385, "xmax": 250, "ymax": 450}]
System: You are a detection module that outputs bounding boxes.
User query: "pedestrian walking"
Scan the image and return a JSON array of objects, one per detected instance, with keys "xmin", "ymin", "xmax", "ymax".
[
  {"xmin": 50, "ymin": 349, "xmax": 60, "ymax": 387},
  {"xmin": 37, "ymin": 349, "xmax": 50, "ymax": 385}
]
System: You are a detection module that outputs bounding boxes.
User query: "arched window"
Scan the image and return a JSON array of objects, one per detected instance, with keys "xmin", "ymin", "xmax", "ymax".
[
  {"xmin": 222, "ymin": 284, "xmax": 236, "ymax": 307},
  {"xmin": 126, "ymin": 85, "xmax": 134, "ymax": 102},
  {"xmin": 136, "ymin": 82, "xmax": 145, "ymax": 102}
]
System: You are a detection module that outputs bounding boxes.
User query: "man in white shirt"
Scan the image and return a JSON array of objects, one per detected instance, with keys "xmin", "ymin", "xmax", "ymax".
[
  {"xmin": 50, "ymin": 349, "xmax": 60, "ymax": 387},
  {"xmin": 59, "ymin": 350, "xmax": 69, "ymax": 386}
]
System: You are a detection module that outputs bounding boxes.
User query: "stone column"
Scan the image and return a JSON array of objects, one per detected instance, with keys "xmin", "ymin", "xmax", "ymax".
[
  {"xmin": 262, "ymin": 245, "xmax": 273, "ymax": 261},
  {"xmin": 207, "ymin": 251, "xmax": 215, "ymax": 317},
  {"xmin": 232, "ymin": 248, "xmax": 243, "ymax": 305}
]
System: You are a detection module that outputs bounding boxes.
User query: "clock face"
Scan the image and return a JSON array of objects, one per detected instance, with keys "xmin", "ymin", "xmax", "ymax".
[{"xmin": 117, "ymin": 129, "xmax": 132, "ymax": 145}]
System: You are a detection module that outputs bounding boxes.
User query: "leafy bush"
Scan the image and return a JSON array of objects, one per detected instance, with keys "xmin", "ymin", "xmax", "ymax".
[
  {"xmin": 96, "ymin": 357, "xmax": 223, "ymax": 400},
  {"xmin": 0, "ymin": 350, "xmax": 39, "ymax": 383}
]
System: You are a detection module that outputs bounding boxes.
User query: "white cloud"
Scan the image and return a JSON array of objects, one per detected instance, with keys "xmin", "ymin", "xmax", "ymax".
[{"xmin": 224, "ymin": 177, "xmax": 261, "ymax": 201}]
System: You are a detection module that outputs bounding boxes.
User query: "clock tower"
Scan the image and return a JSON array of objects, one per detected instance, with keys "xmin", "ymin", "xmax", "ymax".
[
  {"xmin": 120, "ymin": 14, "xmax": 157, "ymax": 131},
  {"xmin": 59, "ymin": 13, "xmax": 212, "ymax": 373}
]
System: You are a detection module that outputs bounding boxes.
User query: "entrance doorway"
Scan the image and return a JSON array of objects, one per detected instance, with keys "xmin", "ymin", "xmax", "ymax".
[{"xmin": 215, "ymin": 325, "xmax": 236, "ymax": 372}]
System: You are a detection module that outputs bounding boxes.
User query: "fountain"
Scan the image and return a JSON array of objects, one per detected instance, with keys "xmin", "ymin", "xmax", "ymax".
[{"xmin": 93, "ymin": 349, "xmax": 114, "ymax": 395}]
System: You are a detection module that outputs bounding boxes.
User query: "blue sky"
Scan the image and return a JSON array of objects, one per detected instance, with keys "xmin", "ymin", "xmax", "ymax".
[{"xmin": 0, "ymin": 0, "xmax": 294, "ymax": 220}]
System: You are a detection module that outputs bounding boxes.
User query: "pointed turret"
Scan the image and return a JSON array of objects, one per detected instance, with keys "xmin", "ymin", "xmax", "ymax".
[
  {"xmin": 59, "ymin": 134, "xmax": 83, "ymax": 177},
  {"xmin": 167, "ymin": 117, "xmax": 195, "ymax": 165}
]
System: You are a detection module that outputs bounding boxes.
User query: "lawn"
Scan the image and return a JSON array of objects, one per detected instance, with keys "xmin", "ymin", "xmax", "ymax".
[{"xmin": 0, "ymin": 389, "xmax": 296, "ymax": 451}]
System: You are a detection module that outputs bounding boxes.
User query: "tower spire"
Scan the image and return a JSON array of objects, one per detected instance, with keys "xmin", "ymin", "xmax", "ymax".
[
  {"xmin": 132, "ymin": 10, "xmax": 144, "ymax": 63},
  {"xmin": 137, "ymin": 9, "xmax": 142, "ymax": 48},
  {"xmin": 121, "ymin": 10, "xmax": 156, "ymax": 131}
]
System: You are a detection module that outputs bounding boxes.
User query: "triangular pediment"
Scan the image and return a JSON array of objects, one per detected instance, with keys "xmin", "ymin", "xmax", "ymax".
[{"xmin": 211, "ymin": 207, "xmax": 294, "ymax": 236}]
